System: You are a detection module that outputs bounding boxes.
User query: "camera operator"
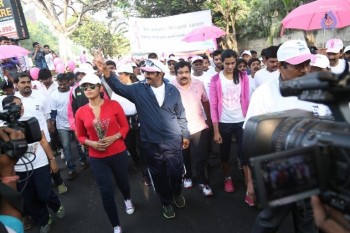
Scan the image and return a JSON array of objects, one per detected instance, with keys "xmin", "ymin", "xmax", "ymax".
[
  {"xmin": 244, "ymin": 40, "xmax": 331, "ymax": 233},
  {"xmin": 0, "ymin": 127, "xmax": 25, "ymax": 233}
]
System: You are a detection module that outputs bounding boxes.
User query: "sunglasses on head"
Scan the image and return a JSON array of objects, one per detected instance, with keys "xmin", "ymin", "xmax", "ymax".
[
  {"xmin": 81, "ymin": 84, "xmax": 99, "ymax": 91},
  {"xmin": 145, "ymin": 60, "xmax": 162, "ymax": 71}
]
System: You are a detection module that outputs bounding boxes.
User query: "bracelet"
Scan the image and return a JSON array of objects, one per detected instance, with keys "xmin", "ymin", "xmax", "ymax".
[{"xmin": 0, "ymin": 175, "xmax": 19, "ymax": 184}]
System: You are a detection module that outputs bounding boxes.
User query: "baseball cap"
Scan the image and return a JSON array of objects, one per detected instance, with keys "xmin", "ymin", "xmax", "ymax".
[
  {"xmin": 77, "ymin": 63, "xmax": 95, "ymax": 74},
  {"xmin": 191, "ymin": 55, "xmax": 203, "ymax": 64},
  {"xmin": 241, "ymin": 50, "xmax": 252, "ymax": 57},
  {"xmin": 310, "ymin": 54, "xmax": 330, "ymax": 69},
  {"xmin": 326, "ymin": 38, "xmax": 343, "ymax": 53},
  {"xmin": 118, "ymin": 64, "xmax": 133, "ymax": 74},
  {"xmin": 277, "ymin": 40, "xmax": 314, "ymax": 65},
  {"xmin": 168, "ymin": 56, "xmax": 179, "ymax": 62},
  {"xmin": 344, "ymin": 45, "xmax": 350, "ymax": 53},
  {"xmin": 141, "ymin": 59, "xmax": 165, "ymax": 73},
  {"xmin": 79, "ymin": 74, "xmax": 101, "ymax": 86}
]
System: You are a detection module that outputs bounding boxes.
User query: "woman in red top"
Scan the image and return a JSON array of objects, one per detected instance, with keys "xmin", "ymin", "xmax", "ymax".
[{"xmin": 75, "ymin": 74, "xmax": 133, "ymax": 233}]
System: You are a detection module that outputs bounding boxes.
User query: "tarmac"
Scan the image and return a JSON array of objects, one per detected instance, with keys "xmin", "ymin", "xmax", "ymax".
[{"xmin": 26, "ymin": 144, "xmax": 294, "ymax": 233}]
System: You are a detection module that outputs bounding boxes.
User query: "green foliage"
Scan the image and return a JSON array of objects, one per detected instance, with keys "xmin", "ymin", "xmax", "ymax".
[
  {"xmin": 69, "ymin": 18, "xmax": 129, "ymax": 57},
  {"xmin": 20, "ymin": 21, "xmax": 59, "ymax": 52}
]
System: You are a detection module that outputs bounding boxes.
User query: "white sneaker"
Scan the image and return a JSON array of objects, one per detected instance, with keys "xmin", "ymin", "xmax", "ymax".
[
  {"xmin": 114, "ymin": 226, "xmax": 122, "ymax": 233},
  {"xmin": 199, "ymin": 184, "xmax": 214, "ymax": 197},
  {"xmin": 124, "ymin": 199, "xmax": 135, "ymax": 215},
  {"xmin": 183, "ymin": 178, "xmax": 193, "ymax": 189},
  {"xmin": 60, "ymin": 150, "xmax": 65, "ymax": 160}
]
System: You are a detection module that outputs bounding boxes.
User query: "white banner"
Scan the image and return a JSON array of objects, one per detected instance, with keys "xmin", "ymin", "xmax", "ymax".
[{"xmin": 128, "ymin": 10, "xmax": 216, "ymax": 54}]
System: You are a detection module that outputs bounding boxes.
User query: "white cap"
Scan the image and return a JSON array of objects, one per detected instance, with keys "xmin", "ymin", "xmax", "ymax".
[
  {"xmin": 191, "ymin": 55, "xmax": 204, "ymax": 64},
  {"xmin": 140, "ymin": 59, "xmax": 166, "ymax": 73},
  {"xmin": 241, "ymin": 50, "xmax": 251, "ymax": 57},
  {"xmin": 168, "ymin": 56, "xmax": 179, "ymax": 62},
  {"xmin": 80, "ymin": 74, "xmax": 101, "ymax": 85},
  {"xmin": 326, "ymin": 38, "xmax": 343, "ymax": 53},
  {"xmin": 344, "ymin": 45, "xmax": 350, "ymax": 53},
  {"xmin": 77, "ymin": 63, "xmax": 95, "ymax": 74},
  {"xmin": 118, "ymin": 64, "xmax": 133, "ymax": 74},
  {"xmin": 310, "ymin": 54, "xmax": 330, "ymax": 69},
  {"xmin": 277, "ymin": 40, "xmax": 314, "ymax": 65}
]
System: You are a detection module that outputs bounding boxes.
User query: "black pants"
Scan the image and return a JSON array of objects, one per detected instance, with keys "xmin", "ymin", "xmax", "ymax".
[
  {"xmin": 141, "ymin": 140, "xmax": 184, "ymax": 206},
  {"xmin": 251, "ymin": 201, "xmax": 317, "ymax": 233}
]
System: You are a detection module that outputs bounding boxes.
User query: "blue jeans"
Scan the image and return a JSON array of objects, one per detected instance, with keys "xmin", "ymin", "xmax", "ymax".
[
  {"xmin": 58, "ymin": 129, "xmax": 76, "ymax": 171},
  {"xmin": 88, "ymin": 150, "xmax": 130, "ymax": 227}
]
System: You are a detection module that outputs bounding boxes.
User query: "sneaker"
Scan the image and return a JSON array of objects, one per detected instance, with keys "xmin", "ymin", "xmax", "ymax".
[
  {"xmin": 60, "ymin": 150, "xmax": 65, "ymax": 160},
  {"xmin": 124, "ymin": 199, "xmax": 135, "ymax": 215},
  {"xmin": 80, "ymin": 161, "xmax": 88, "ymax": 170},
  {"xmin": 40, "ymin": 215, "xmax": 52, "ymax": 233},
  {"xmin": 162, "ymin": 205, "xmax": 175, "ymax": 219},
  {"xmin": 56, "ymin": 205, "xmax": 65, "ymax": 219},
  {"xmin": 57, "ymin": 183, "xmax": 68, "ymax": 195},
  {"xmin": 67, "ymin": 170, "xmax": 76, "ymax": 180},
  {"xmin": 114, "ymin": 226, "xmax": 122, "ymax": 233},
  {"xmin": 245, "ymin": 193, "xmax": 255, "ymax": 207},
  {"xmin": 183, "ymin": 178, "xmax": 193, "ymax": 189},
  {"xmin": 199, "ymin": 184, "xmax": 213, "ymax": 197},
  {"xmin": 173, "ymin": 194, "xmax": 185, "ymax": 208},
  {"xmin": 224, "ymin": 177, "xmax": 235, "ymax": 193}
]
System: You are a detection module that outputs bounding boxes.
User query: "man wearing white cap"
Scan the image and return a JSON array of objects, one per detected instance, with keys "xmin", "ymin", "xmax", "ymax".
[
  {"xmin": 343, "ymin": 45, "xmax": 350, "ymax": 62},
  {"xmin": 164, "ymin": 56, "xmax": 178, "ymax": 82},
  {"xmin": 241, "ymin": 50, "xmax": 252, "ymax": 63},
  {"xmin": 310, "ymin": 54, "xmax": 330, "ymax": 73},
  {"xmin": 245, "ymin": 39, "xmax": 326, "ymax": 233},
  {"xmin": 191, "ymin": 55, "xmax": 212, "ymax": 96},
  {"xmin": 96, "ymin": 58, "xmax": 190, "ymax": 219},
  {"xmin": 325, "ymin": 38, "xmax": 350, "ymax": 74}
]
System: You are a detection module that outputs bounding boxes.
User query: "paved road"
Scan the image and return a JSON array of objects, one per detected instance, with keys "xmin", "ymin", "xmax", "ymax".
[{"xmin": 27, "ymin": 145, "xmax": 294, "ymax": 233}]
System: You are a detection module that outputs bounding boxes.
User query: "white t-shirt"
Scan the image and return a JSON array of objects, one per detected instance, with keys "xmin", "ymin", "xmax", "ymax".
[
  {"xmin": 111, "ymin": 92, "xmax": 137, "ymax": 116},
  {"xmin": 15, "ymin": 138, "xmax": 49, "ymax": 172},
  {"xmin": 164, "ymin": 73, "xmax": 176, "ymax": 82},
  {"xmin": 151, "ymin": 83, "xmax": 165, "ymax": 107},
  {"xmin": 330, "ymin": 59, "xmax": 350, "ymax": 74},
  {"xmin": 248, "ymin": 74, "xmax": 255, "ymax": 99},
  {"xmin": 192, "ymin": 72, "xmax": 213, "ymax": 97},
  {"xmin": 219, "ymin": 72, "xmax": 245, "ymax": 123},
  {"xmin": 244, "ymin": 78, "xmax": 330, "ymax": 128},
  {"xmin": 50, "ymin": 89, "xmax": 71, "ymax": 130},
  {"xmin": 45, "ymin": 53, "xmax": 55, "ymax": 70},
  {"xmin": 205, "ymin": 67, "xmax": 218, "ymax": 78},
  {"xmin": 15, "ymin": 90, "xmax": 51, "ymax": 141},
  {"xmin": 252, "ymin": 68, "xmax": 280, "ymax": 92}
]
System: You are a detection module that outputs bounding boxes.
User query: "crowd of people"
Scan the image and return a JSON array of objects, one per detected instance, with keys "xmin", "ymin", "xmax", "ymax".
[{"xmin": 0, "ymin": 34, "xmax": 349, "ymax": 233}]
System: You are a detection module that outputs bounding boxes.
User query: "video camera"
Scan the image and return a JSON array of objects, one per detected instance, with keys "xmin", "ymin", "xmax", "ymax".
[
  {"xmin": 243, "ymin": 71, "xmax": 350, "ymax": 214},
  {"xmin": 0, "ymin": 102, "xmax": 42, "ymax": 159}
]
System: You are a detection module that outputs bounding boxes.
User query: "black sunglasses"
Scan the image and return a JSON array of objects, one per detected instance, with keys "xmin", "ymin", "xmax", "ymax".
[{"xmin": 81, "ymin": 84, "xmax": 98, "ymax": 91}]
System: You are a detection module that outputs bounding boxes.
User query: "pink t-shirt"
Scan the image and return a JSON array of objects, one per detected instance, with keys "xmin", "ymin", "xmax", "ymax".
[{"xmin": 171, "ymin": 78, "xmax": 208, "ymax": 135}]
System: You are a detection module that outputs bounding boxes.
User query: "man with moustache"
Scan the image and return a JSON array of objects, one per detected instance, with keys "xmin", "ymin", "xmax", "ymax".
[
  {"xmin": 207, "ymin": 50, "xmax": 223, "ymax": 77},
  {"xmin": 171, "ymin": 61, "xmax": 213, "ymax": 196},
  {"xmin": 247, "ymin": 58, "xmax": 262, "ymax": 98},
  {"xmin": 96, "ymin": 58, "xmax": 190, "ymax": 219},
  {"xmin": 325, "ymin": 38, "xmax": 350, "ymax": 74},
  {"xmin": 251, "ymin": 46, "xmax": 280, "ymax": 93}
]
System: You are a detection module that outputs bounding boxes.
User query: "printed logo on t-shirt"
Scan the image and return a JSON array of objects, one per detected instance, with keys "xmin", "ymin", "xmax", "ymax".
[{"xmin": 35, "ymin": 105, "xmax": 40, "ymax": 110}]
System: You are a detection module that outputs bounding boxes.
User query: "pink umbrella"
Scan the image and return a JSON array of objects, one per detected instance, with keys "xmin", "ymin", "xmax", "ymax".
[
  {"xmin": 182, "ymin": 25, "xmax": 226, "ymax": 42},
  {"xmin": 282, "ymin": 0, "xmax": 350, "ymax": 30},
  {"xmin": 0, "ymin": 45, "xmax": 31, "ymax": 59}
]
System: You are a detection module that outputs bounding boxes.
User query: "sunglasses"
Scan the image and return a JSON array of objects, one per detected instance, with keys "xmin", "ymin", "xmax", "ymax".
[
  {"xmin": 145, "ymin": 60, "xmax": 162, "ymax": 71},
  {"xmin": 81, "ymin": 84, "xmax": 98, "ymax": 91}
]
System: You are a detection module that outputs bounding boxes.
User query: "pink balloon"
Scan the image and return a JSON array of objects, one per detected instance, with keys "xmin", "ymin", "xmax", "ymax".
[
  {"xmin": 53, "ymin": 58, "xmax": 63, "ymax": 66},
  {"xmin": 30, "ymin": 67, "xmax": 40, "ymax": 80},
  {"xmin": 55, "ymin": 63, "xmax": 65, "ymax": 73},
  {"xmin": 67, "ymin": 60, "xmax": 76, "ymax": 71}
]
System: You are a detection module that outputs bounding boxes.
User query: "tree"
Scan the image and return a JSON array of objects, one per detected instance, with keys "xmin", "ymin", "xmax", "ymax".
[
  {"xmin": 69, "ymin": 18, "xmax": 129, "ymax": 57},
  {"xmin": 20, "ymin": 21, "xmax": 59, "ymax": 52},
  {"xmin": 21, "ymin": 0, "xmax": 118, "ymax": 59},
  {"xmin": 205, "ymin": 0, "xmax": 250, "ymax": 51}
]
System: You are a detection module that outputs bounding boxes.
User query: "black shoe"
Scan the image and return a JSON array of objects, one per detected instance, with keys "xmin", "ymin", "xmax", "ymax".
[
  {"xmin": 173, "ymin": 194, "xmax": 185, "ymax": 208},
  {"xmin": 80, "ymin": 161, "xmax": 88, "ymax": 170},
  {"xmin": 162, "ymin": 205, "xmax": 175, "ymax": 219},
  {"xmin": 67, "ymin": 170, "xmax": 76, "ymax": 180}
]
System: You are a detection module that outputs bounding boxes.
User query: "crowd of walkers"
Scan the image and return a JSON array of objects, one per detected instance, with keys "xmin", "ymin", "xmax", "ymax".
[{"xmin": 0, "ymin": 35, "xmax": 349, "ymax": 233}]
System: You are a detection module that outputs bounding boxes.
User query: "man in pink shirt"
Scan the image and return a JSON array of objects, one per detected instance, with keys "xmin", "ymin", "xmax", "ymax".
[{"xmin": 171, "ymin": 61, "xmax": 213, "ymax": 197}]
